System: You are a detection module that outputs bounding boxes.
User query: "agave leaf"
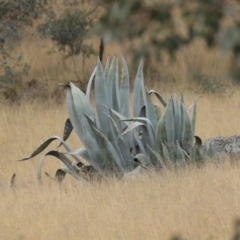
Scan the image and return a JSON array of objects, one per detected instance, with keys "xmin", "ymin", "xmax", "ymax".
[
  {"xmin": 133, "ymin": 59, "xmax": 145, "ymax": 117},
  {"xmin": 83, "ymin": 114, "xmax": 100, "ymax": 141},
  {"xmin": 130, "ymin": 132, "xmax": 137, "ymax": 156},
  {"xmin": 142, "ymin": 87, "xmax": 157, "ymax": 130},
  {"xmin": 66, "ymin": 87, "xmax": 84, "ymax": 140},
  {"xmin": 108, "ymin": 115, "xmax": 123, "ymax": 137},
  {"xmin": 134, "ymin": 153, "xmax": 151, "ymax": 167},
  {"xmin": 86, "ymin": 66, "xmax": 97, "ymax": 101},
  {"xmin": 119, "ymin": 56, "xmax": 130, "ymax": 118},
  {"xmin": 95, "ymin": 58, "xmax": 110, "ymax": 135},
  {"xmin": 156, "ymin": 114, "xmax": 167, "ymax": 150},
  {"xmin": 147, "ymin": 145, "xmax": 164, "ymax": 167},
  {"xmin": 137, "ymin": 105, "xmax": 153, "ymax": 156},
  {"xmin": 105, "ymin": 104, "xmax": 147, "ymax": 155},
  {"xmin": 119, "ymin": 117, "xmax": 154, "ymax": 132},
  {"xmin": 66, "ymin": 82, "xmax": 98, "ymax": 145},
  {"xmin": 62, "ymin": 118, "xmax": 73, "ymax": 142},
  {"xmin": 80, "ymin": 125, "xmax": 108, "ymax": 171},
  {"xmin": 165, "ymin": 97, "xmax": 175, "ymax": 143},
  {"xmin": 141, "ymin": 87, "xmax": 157, "ymax": 148},
  {"xmin": 109, "ymin": 116, "xmax": 134, "ymax": 171},
  {"xmin": 105, "ymin": 57, "xmax": 116, "ymax": 97},
  {"xmin": 127, "ymin": 128, "xmax": 147, "ymax": 157},
  {"xmin": 188, "ymin": 96, "xmax": 201, "ymax": 112},
  {"xmin": 192, "ymin": 100, "xmax": 197, "ymax": 135},
  {"xmin": 45, "ymin": 168, "xmax": 70, "ymax": 182},
  {"xmin": 190, "ymin": 145, "xmax": 203, "ymax": 163},
  {"xmin": 194, "ymin": 136, "xmax": 202, "ymax": 147},
  {"xmin": 104, "ymin": 105, "xmax": 126, "ymax": 121},
  {"xmin": 112, "ymin": 58, "xmax": 120, "ymax": 112},
  {"xmin": 162, "ymin": 142, "xmax": 171, "ymax": 162},
  {"xmin": 181, "ymin": 91, "xmax": 185, "ymax": 105},
  {"xmin": 136, "ymin": 105, "xmax": 147, "ymax": 150},
  {"xmin": 182, "ymin": 148, "xmax": 192, "ymax": 162},
  {"xmin": 139, "ymin": 105, "xmax": 146, "ymax": 117},
  {"xmin": 154, "ymin": 104, "xmax": 162, "ymax": 122},
  {"xmin": 166, "ymin": 142, "xmax": 177, "ymax": 163},
  {"xmin": 120, "ymin": 116, "xmax": 155, "ymax": 150},
  {"xmin": 176, "ymin": 140, "xmax": 186, "ymax": 166},
  {"xmin": 179, "ymin": 101, "xmax": 184, "ymax": 147},
  {"xmin": 58, "ymin": 118, "xmax": 73, "ymax": 148},
  {"xmin": 119, "ymin": 122, "xmax": 146, "ymax": 138},
  {"xmin": 111, "ymin": 107, "xmax": 132, "ymax": 147},
  {"xmin": 105, "ymin": 105, "xmax": 131, "ymax": 146},
  {"xmin": 92, "ymin": 126, "xmax": 122, "ymax": 171},
  {"xmin": 18, "ymin": 136, "xmax": 81, "ymax": 163},
  {"xmin": 181, "ymin": 103, "xmax": 194, "ymax": 153},
  {"xmin": 173, "ymin": 95, "xmax": 181, "ymax": 143},
  {"xmin": 104, "ymin": 56, "xmax": 110, "ymax": 78},
  {"xmin": 105, "ymin": 106, "xmax": 132, "ymax": 133},
  {"xmin": 148, "ymin": 90, "xmax": 167, "ymax": 107},
  {"xmin": 133, "ymin": 131, "xmax": 147, "ymax": 156},
  {"xmin": 105, "ymin": 57, "xmax": 119, "ymax": 111},
  {"xmin": 118, "ymin": 139, "xmax": 135, "ymax": 171},
  {"xmin": 64, "ymin": 148, "xmax": 91, "ymax": 162},
  {"xmin": 37, "ymin": 150, "xmax": 82, "ymax": 181},
  {"xmin": 55, "ymin": 166, "xmax": 91, "ymax": 182},
  {"xmin": 55, "ymin": 168, "xmax": 67, "ymax": 182},
  {"xmin": 107, "ymin": 117, "xmax": 123, "ymax": 161},
  {"xmin": 69, "ymin": 82, "xmax": 95, "ymax": 121}
]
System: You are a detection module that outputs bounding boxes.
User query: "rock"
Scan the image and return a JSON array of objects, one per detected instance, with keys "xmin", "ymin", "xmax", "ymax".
[{"xmin": 201, "ymin": 135, "xmax": 240, "ymax": 159}]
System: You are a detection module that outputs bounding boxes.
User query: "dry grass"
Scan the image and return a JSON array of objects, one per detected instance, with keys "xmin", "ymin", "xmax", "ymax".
[
  {"xmin": 1, "ymin": 84, "xmax": 240, "ymax": 239},
  {"xmin": 10, "ymin": 8, "xmax": 233, "ymax": 92},
  {"xmin": 2, "ymin": 3, "xmax": 240, "ymax": 237}
]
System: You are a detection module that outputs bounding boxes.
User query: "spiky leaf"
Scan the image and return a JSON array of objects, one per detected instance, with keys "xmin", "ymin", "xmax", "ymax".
[
  {"xmin": 86, "ymin": 66, "xmax": 97, "ymax": 101},
  {"xmin": 149, "ymin": 90, "xmax": 167, "ymax": 107},
  {"xmin": 133, "ymin": 59, "xmax": 145, "ymax": 117},
  {"xmin": 119, "ymin": 56, "xmax": 130, "ymax": 118},
  {"xmin": 165, "ymin": 97, "xmax": 175, "ymax": 143},
  {"xmin": 37, "ymin": 150, "xmax": 82, "ymax": 181},
  {"xmin": 58, "ymin": 118, "xmax": 73, "ymax": 148},
  {"xmin": 95, "ymin": 58, "xmax": 110, "ymax": 135}
]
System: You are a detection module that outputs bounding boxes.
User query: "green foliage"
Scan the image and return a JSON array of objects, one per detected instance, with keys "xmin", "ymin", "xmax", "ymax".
[
  {"xmin": 39, "ymin": 10, "xmax": 96, "ymax": 58},
  {"xmin": 195, "ymin": 74, "xmax": 229, "ymax": 95},
  {"xmin": 0, "ymin": 0, "xmax": 41, "ymax": 94},
  {"xmin": 0, "ymin": 51, "xmax": 30, "ymax": 89},
  {"xmin": 96, "ymin": 0, "xmax": 240, "ymax": 81},
  {"xmin": 0, "ymin": 0, "xmax": 43, "ymax": 45},
  {"xmin": 19, "ymin": 57, "xmax": 203, "ymax": 182}
]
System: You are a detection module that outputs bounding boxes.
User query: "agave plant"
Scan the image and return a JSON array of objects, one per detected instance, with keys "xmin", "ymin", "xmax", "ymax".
[{"xmin": 19, "ymin": 56, "xmax": 202, "ymax": 181}]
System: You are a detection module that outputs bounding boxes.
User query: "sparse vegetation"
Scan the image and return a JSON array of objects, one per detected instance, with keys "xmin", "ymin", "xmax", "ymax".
[
  {"xmin": 2, "ymin": 1, "xmax": 240, "ymax": 239},
  {"xmin": 18, "ymin": 57, "xmax": 204, "ymax": 182},
  {"xmin": 1, "ymin": 88, "xmax": 240, "ymax": 238}
]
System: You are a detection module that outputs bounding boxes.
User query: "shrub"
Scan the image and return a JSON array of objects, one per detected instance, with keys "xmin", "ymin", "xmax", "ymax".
[{"xmin": 19, "ymin": 57, "xmax": 203, "ymax": 181}]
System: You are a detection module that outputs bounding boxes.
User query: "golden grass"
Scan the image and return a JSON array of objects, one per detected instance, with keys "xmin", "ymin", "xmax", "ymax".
[
  {"xmin": 7, "ymin": 23, "xmax": 233, "ymax": 103},
  {"xmin": 1, "ymin": 85, "xmax": 240, "ymax": 239},
  {"xmin": 2, "ymin": 4, "xmax": 240, "ymax": 236}
]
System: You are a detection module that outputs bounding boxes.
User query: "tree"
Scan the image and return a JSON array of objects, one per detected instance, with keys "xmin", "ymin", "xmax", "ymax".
[
  {"xmin": 37, "ymin": 2, "xmax": 101, "ymax": 84},
  {"xmin": 95, "ymin": 0, "xmax": 240, "ymax": 81},
  {"xmin": 0, "ymin": 0, "xmax": 43, "ymax": 93}
]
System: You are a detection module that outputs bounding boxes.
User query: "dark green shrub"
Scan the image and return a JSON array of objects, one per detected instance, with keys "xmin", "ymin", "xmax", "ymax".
[{"xmin": 39, "ymin": 10, "xmax": 96, "ymax": 58}]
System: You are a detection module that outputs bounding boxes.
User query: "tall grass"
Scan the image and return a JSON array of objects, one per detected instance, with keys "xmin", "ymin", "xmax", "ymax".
[
  {"xmin": 9, "ymin": 22, "xmax": 233, "ymax": 93},
  {"xmin": 1, "ymin": 2, "xmax": 240, "ymax": 237},
  {"xmin": 1, "ymin": 85, "xmax": 240, "ymax": 239},
  {"xmin": 2, "ymin": 160, "xmax": 240, "ymax": 240}
]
